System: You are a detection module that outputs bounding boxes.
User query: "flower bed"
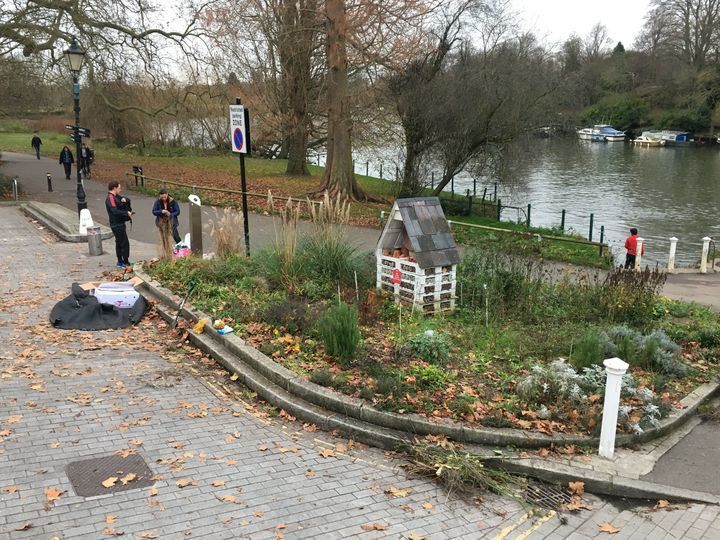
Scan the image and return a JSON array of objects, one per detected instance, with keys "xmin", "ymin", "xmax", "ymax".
[{"xmin": 145, "ymin": 240, "xmax": 720, "ymax": 438}]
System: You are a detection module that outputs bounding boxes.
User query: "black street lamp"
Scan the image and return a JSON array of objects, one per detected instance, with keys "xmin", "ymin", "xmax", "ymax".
[{"xmin": 63, "ymin": 37, "xmax": 87, "ymax": 215}]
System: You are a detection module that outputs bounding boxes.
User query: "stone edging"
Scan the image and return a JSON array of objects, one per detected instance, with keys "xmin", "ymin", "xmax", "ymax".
[
  {"xmin": 20, "ymin": 201, "xmax": 114, "ymax": 243},
  {"xmin": 135, "ymin": 269, "xmax": 720, "ymax": 450}
]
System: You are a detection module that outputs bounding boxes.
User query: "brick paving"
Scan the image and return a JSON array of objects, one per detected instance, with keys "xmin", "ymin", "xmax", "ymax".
[{"xmin": 2, "ymin": 205, "xmax": 720, "ymax": 539}]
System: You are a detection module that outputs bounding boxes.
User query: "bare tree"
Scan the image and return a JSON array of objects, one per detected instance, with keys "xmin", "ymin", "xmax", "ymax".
[{"xmin": 584, "ymin": 23, "xmax": 611, "ymax": 61}]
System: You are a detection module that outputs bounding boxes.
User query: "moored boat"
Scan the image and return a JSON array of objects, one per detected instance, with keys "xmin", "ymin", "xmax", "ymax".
[
  {"xmin": 577, "ymin": 124, "xmax": 626, "ymax": 142},
  {"xmin": 659, "ymin": 131, "xmax": 695, "ymax": 147},
  {"xmin": 632, "ymin": 133, "xmax": 665, "ymax": 147}
]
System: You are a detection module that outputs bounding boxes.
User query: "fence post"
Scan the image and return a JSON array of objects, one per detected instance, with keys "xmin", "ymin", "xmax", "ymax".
[
  {"xmin": 598, "ymin": 357, "xmax": 629, "ymax": 459},
  {"xmin": 352, "ymin": 159, "xmax": 355, "ymax": 172},
  {"xmin": 473, "ymin": 177, "xmax": 477, "ymax": 198},
  {"xmin": 395, "ymin": 166, "xmax": 399, "ymax": 181},
  {"xmin": 588, "ymin": 213, "xmax": 594, "ymax": 241},
  {"xmin": 635, "ymin": 237, "xmax": 644, "ymax": 271},
  {"xmin": 668, "ymin": 237, "xmax": 678, "ymax": 272},
  {"xmin": 496, "ymin": 198, "xmax": 502, "ymax": 221},
  {"xmin": 599, "ymin": 225, "xmax": 605, "ymax": 256},
  {"xmin": 493, "ymin": 182, "xmax": 498, "ymax": 202},
  {"xmin": 451, "ymin": 176, "xmax": 455, "ymax": 199},
  {"xmin": 701, "ymin": 236, "xmax": 711, "ymax": 273},
  {"xmin": 526, "ymin": 204, "xmax": 531, "ymax": 228},
  {"xmin": 466, "ymin": 189, "xmax": 472, "ymax": 215},
  {"xmin": 431, "ymin": 172, "xmax": 434, "ymax": 190},
  {"xmin": 366, "ymin": 161, "xmax": 369, "ymax": 176},
  {"xmin": 379, "ymin": 162, "xmax": 383, "ymax": 179},
  {"xmin": 560, "ymin": 209, "xmax": 566, "ymax": 232}
]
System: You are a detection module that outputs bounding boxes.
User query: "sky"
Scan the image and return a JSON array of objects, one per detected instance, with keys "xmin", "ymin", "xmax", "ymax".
[{"xmin": 511, "ymin": 0, "xmax": 652, "ymax": 49}]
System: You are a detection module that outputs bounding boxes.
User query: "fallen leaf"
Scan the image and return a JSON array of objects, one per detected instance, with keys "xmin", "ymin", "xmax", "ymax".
[
  {"xmin": 5, "ymin": 415, "xmax": 22, "ymax": 424},
  {"xmin": 115, "ymin": 448, "xmax": 136, "ymax": 458},
  {"xmin": 15, "ymin": 523, "xmax": 32, "ymax": 531},
  {"xmin": 226, "ymin": 458, "xmax": 237, "ymax": 465},
  {"xmin": 276, "ymin": 524, "xmax": 286, "ymax": 529},
  {"xmin": 257, "ymin": 445, "xmax": 269, "ymax": 451},
  {"xmin": 598, "ymin": 522, "xmax": 621, "ymax": 534},
  {"xmin": 335, "ymin": 443, "xmax": 348, "ymax": 452},
  {"xmin": 421, "ymin": 501, "xmax": 433, "ymax": 510},
  {"xmin": 102, "ymin": 477, "xmax": 118, "ymax": 488},
  {"xmin": 148, "ymin": 487, "xmax": 159, "ymax": 497},
  {"xmin": 211, "ymin": 480, "xmax": 225, "ymax": 487},
  {"xmin": 319, "ymin": 448, "xmax": 335, "ymax": 458},
  {"xmin": 103, "ymin": 527, "xmax": 125, "ymax": 536},
  {"xmin": 230, "ymin": 374, "xmax": 239, "ymax": 381},
  {"xmin": 568, "ymin": 481, "xmax": 585, "ymax": 496},
  {"xmin": 140, "ymin": 532, "xmax": 158, "ymax": 539},
  {"xmin": 360, "ymin": 523, "xmax": 387, "ymax": 531},
  {"xmin": 217, "ymin": 495, "xmax": 242, "ymax": 504},
  {"xmin": 106, "ymin": 515, "xmax": 118, "ymax": 524},
  {"xmin": 305, "ymin": 469, "xmax": 316, "ymax": 478},
  {"xmin": 253, "ymin": 511, "xmax": 264, "ymax": 518},
  {"xmin": 494, "ymin": 508, "xmax": 508, "ymax": 517},
  {"xmin": 176, "ymin": 479, "xmax": 197, "ymax": 488},
  {"xmin": 384, "ymin": 487, "xmax": 411, "ymax": 498},
  {"xmin": 120, "ymin": 473, "xmax": 137, "ymax": 485},
  {"xmin": 48, "ymin": 442, "xmax": 60, "ymax": 449},
  {"xmin": 2, "ymin": 485, "xmax": 18, "ymax": 493},
  {"xmin": 654, "ymin": 499, "xmax": 670, "ymax": 510},
  {"xmin": 400, "ymin": 504, "xmax": 414, "ymax": 513},
  {"xmin": 408, "ymin": 534, "xmax": 425, "ymax": 540},
  {"xmin": 129, "ymin": 439, "xmax": 144, "ymax": 446},
  {"xmin": 44, "ymin": 487, "xmax": 64, "ymax": 501}
]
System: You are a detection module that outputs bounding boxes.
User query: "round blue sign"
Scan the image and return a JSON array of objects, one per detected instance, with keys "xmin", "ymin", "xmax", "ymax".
[{"xmin": 233, "ymin": 127, "xmax": 244, "ymax": 151}]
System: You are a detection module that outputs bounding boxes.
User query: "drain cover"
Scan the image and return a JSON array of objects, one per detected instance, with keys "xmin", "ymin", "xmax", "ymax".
[
  {"xmin": 524, "ymin": 483, "xmax": 573, "ymax": 510},
  {"xmin": 66, "ymin": 453, "xmax": 155, "ymax": 497}
]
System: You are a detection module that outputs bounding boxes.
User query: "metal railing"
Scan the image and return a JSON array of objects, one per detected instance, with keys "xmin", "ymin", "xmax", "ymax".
[{"xmin": 123, "ymin": 172, "xmax": 322, "ymax": 207}]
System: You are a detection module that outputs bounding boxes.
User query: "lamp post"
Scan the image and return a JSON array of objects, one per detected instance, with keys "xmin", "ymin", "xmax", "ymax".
[{"xmin": 63, "ymin": 38, "xmax": 87, "ymax": 215}]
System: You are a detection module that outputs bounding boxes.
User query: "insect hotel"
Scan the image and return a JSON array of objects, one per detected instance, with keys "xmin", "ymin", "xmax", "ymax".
[{"xmin": 376, "ymin": 197, "xmax": 460, "ymax": 314}]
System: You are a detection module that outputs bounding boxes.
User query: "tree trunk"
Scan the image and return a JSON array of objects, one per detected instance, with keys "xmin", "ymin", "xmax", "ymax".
[
  {"xmin": 281, "ymin": 0, "xmax": 316, "ymax": 176},
  {"xmin": 316, "ymin": 0, "xmax": 366, "ymax": 200}
]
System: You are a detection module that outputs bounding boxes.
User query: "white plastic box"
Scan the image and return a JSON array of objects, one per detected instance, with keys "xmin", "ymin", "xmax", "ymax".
[{"xmin": 93, "ymin": 282, "xmax": 140, "ymax": 309}]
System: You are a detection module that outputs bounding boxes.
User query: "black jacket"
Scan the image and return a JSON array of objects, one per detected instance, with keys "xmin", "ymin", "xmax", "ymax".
[
  {"xmin": 59, "ymin": 148, "xmax": 74, "ymax": 164},
  {"xmin": 105, "ymin": 192, "xmax": 132, "ymax": 228},
  {"xmin": 31, "ymin": 136, "xmax": 42, "ymax": 148}
]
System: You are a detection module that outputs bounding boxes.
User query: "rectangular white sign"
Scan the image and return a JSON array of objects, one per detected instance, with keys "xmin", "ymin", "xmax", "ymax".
[{"xmin": 229, "ymin": 105, "xmax": 248, "ymax": 154}]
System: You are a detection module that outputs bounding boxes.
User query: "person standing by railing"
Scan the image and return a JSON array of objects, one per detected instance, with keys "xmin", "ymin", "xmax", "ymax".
[{"xmin": 624, "ymin": 228, "xmax": 644, "ymax": 268}]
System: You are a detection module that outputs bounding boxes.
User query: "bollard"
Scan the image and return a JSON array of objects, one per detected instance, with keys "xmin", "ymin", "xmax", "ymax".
[
  {"xmin": 588, "ymin": 213, "xmax": 594, "ymax": 241},
  {"xmin": 560, "ymin": 209, "xmax": 566, "ymax": 231},
  {"xmin": 188, "ymin": 194, "xmax": 203, "ymax": 258},
  {"xmin": 598, "ymin": 357, "xmax": 629, "ymax": 459},
  {"xmin": 634, "ymin": 237, "xmax": 644, "ymax": 271},
  {"xmin": 46, "ymin": 173, "xmax": 52, "ymax": 192},
  {"xmin": 87, "ymin": 225, "xmax": 103, "ymax": 256},
  {"xmin": 668, "ymin": 237, "xmax": 678, "ymax": 272},
  {"xmin": 380, "ymin": 210, "xmax": 386, "ymax": 221},
  {"xmin": 701, "ymin": 236, "xmax": 711, "ymax": 273},
  {"xmin": 526, "ymin": 204, "xmax": 531, "ymax": 228}
]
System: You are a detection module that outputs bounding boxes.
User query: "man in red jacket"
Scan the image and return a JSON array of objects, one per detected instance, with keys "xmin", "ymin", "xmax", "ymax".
[{"xmin": 624, "ymin": 228, "xmax": 644, "ymax": 268}]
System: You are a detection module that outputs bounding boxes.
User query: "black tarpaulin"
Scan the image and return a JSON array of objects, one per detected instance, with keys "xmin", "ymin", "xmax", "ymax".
[{"xmin": 49, "ymin": 283, "xmax": 147, "ymax": 330}]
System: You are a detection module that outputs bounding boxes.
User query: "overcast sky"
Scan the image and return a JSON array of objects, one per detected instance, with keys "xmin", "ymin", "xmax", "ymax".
[{"xmin": 511, "ymin": 0, "xmax": 651, "ymax": 48}]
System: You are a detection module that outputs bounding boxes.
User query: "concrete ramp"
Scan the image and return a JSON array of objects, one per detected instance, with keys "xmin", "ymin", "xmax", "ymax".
[{"xmin": 21, "ymin": 201, "xmax": 114, "ymax": 242}]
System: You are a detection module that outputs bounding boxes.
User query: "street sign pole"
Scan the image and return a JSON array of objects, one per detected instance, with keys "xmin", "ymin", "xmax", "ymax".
[{"xmin": 231, "ymin": 98, "xmax": 251, "ymax": 257}]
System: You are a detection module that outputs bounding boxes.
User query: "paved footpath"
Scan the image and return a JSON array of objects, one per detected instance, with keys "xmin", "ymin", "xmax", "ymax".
[{"xmin": 2, "ymin": 178, "xmax": 720, "ymax": 538}]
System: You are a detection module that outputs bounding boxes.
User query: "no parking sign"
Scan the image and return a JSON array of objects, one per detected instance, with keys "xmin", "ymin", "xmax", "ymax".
[{"xmin": 229, "ymin": 105, "xmax": 251, "ymax": 154}]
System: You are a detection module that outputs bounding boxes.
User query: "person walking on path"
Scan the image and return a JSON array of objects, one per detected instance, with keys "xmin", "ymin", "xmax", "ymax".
[
  {"xmin": 58, "ymin": 146, "xmax": 74, "ymax": 180},
  {"xmin": 31, "ymin": 133, "xmax": 42, "ymax": 159},
  {"xmin": 152, "ymin": 189, "xmax": 181, "ymax": 243},
  {"xmin": 105, "ymin": 180, "xmax": 134, "ymax": 267},
  {"xmin": 624, "ymin": 227, "xmax": 644, "ymax": 268},
  {"xmin": 79, "ymin": 143, "xmax": 94, "ymax": 178}
]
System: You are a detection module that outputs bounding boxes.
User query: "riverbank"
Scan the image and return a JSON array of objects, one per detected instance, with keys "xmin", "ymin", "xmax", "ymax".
[{"xmin": 1, "ymin": 120, "xmax": 611, "ymax": 268}]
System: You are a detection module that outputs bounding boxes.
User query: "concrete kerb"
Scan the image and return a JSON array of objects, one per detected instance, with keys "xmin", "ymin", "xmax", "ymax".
[{"xmin": 134, "ymin": 269, "xmax": 720, "ymax": 452}]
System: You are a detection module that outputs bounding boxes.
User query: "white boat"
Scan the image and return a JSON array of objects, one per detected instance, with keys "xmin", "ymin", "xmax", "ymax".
[
  {"xmin": 632, "ymin": 134, "xmax": 665, "ymax": 147},
  {"xmin": 577, "ymin": 124, "xmax": 626, "ymax": 142}
]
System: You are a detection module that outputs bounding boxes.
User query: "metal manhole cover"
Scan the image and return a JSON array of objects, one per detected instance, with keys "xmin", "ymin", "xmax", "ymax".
[
  {"xmin": 524, "ymin": 483, "xmax": 573, "ymax": 510},
  {"xmin": 66, "ymin": 453, "xmax": 155, "ymax": 497}
]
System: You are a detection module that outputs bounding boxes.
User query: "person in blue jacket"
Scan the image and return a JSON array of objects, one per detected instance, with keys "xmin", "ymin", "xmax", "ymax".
[
  {"xmin": 152, "ymin": 189, "xmax": 181, "ymax": 243},
  {"xmin": 58, "ymin": 146, "xmax": 74, "ymax": 179}
]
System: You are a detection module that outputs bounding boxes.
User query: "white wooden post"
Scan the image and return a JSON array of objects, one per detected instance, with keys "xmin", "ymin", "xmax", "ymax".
[
  {"xmin": 700, "ymin": 237, "xmax": 711, "ymax": 274},
  {"xmin": 598, "ymin": 357, "xmax": 629, "ymax": 460},
  {"xmin": 634, "ymin": 237, "xmax": 644, "ymax": 271},
  {"xmin": 668, "ymin": 237, "xmax": 678, "ymax": 273}
]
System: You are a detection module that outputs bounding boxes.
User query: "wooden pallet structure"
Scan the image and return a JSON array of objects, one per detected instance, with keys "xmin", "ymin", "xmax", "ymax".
[{"xmin": 376, "ymin": 197, "xmax": 460, "ymax": 315}]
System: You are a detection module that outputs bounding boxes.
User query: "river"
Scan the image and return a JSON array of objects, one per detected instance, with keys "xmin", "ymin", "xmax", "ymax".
[{"xmin": 349, "ymin": 138, "xmax": 720, "ymax": 267}]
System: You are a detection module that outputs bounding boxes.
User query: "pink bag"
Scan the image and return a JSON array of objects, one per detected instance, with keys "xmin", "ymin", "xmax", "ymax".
[{"xmin": 173, "ymin": 247, "xmax": 191, "ymax": 258}]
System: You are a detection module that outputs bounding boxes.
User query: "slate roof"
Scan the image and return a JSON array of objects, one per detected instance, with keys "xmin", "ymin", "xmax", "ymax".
[{"xmin": 380, "ymin": 197, "xmax": 460, "ymax": 268}]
